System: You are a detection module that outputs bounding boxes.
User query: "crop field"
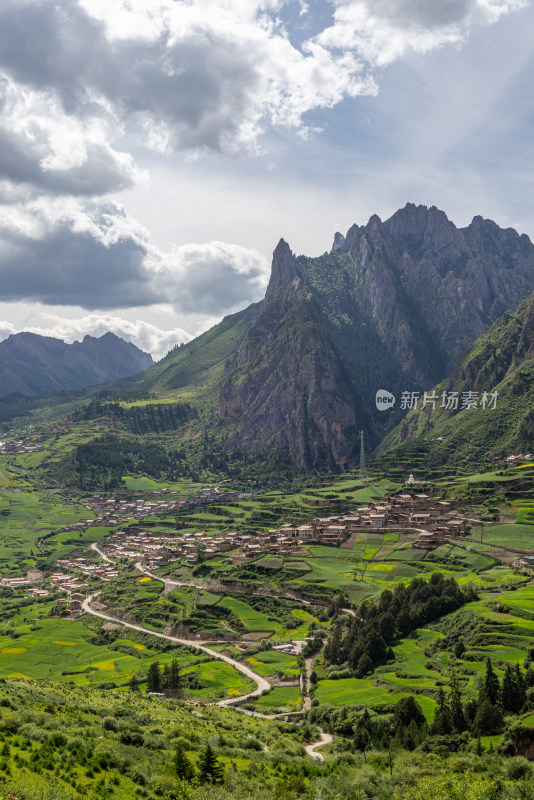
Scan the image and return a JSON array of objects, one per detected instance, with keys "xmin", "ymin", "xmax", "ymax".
[
  {"xmin": 122, "ymin": 475, "xmax": 194, "ymax": 492},
  {"xmin": 181, "ymin": 659, "xmax": 254, "ymax": 699},
  {"xmin": 0, "ymin": 488, "xmax": 96, "ymax": 568},
  {"xmin": 245, "ymin": 650, "xmax": 299, "ymax": 677},
  {"xmin": 515, "ymin": 505, "xmax": 534, "ymax": 524},
  {"xmin": 0, "ymin": 612, "xmax": 255, "ymax": 701},
  {"xmin": 467, "ymin": 523, "xmax": 534, "ymax": 551},
  {"xmin": 311, "ymin": 577, "xmax": 533, "ymax": 722},
  {"xmin": 217, "ymin": 597, "xmax": 282, "ymax": 633},
  {"xmin": 495, "ymin": 584, "xmax": 534, "ymax": 617},
  {"xmin": 251, "ymin": 685, "xmax": 301, "ymax": 712}
]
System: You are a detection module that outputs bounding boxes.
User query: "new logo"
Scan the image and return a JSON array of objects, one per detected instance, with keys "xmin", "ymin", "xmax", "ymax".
[{"xmin": 375, "ymin": 389, "xmax": 395, "ymax": 411}]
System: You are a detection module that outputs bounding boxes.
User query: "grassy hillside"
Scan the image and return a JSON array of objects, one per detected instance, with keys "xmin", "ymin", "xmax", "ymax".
[{"xmin": 377, "ymin": 294, "xmax": 534, "ymax": 471}]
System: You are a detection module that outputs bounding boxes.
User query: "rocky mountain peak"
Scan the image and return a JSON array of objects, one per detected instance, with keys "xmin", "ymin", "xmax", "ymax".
[{"xmin": 265, "ymin": 238, "xmax": 299, "ymax": 301}]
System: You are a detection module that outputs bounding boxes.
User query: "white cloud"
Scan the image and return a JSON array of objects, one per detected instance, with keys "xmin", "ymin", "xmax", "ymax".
[
  {"xmin": 0, "ymin": 0, "xmax": 524, "ymax": 188},
  {"xmin": 317, "ymin": 0, "xmax": 528, "ymax": 67}
]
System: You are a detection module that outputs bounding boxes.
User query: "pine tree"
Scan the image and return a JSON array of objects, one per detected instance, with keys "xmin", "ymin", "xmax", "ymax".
[
  {"xmin": 146, "ymin": 661, "xmax": 161, "ymax": 693},
  {"xmin": 480, "ymin": 658, "xmax": 500, "ymax": 706},
  {"xmin": 474, "ymin": 698, "xmax": 503, "ymax": 735},
  {"xmin": 512, "ymin": 664, "xmax": 526, "ymax": 713},
  {"xmin": 162, "ymin": 664, "xmax": 171, "ymax": 695},
  {"xmin": 450, "ymin": 672, "xmax": 467, "ymax": 733},
  {"xmin": 166, "ymin": 658, "xmax": 182, "ymax": 699},
  {"xmin": 174, "ymin": 741, "xmax": 195, "ymax": 782},
  {"xmin": 356, "ymin": 653, "xmax": 372, "ymax": 677},
  {"xmin": 430, "ymin": 689, "xmax": 452, "ymax": 735},
  {"xmin": 326, "ymin": 625, "xmax": 342, "ymax": 664},
  {"xmin": 501, "ymin": 664, "xmax": 514, "ymax": 713},
  {"xmin": 129, "ymin": 673, "xmax": 140, "ymax": 692},
  {"xmin": 197, "ymin": 742, "xmax": 224, "ymax": 784}
]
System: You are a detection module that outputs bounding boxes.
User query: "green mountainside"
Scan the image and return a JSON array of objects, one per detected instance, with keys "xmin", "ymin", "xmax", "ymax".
[
  {"xmin": 111, "ymin": 302, "xmax": 262, "ymax": 407},
  {"xmin": 378, "ymin": 293, "xmax": 534, "ymax": 471},
  {"xmin": 5, "ymin": 203, "xmax": 534, "ymax": 484}
]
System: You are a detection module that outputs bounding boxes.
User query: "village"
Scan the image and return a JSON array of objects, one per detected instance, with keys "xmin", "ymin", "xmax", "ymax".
[{"xmin": 8, "ymin": 489, "xmax": 474, "ymax": 593}]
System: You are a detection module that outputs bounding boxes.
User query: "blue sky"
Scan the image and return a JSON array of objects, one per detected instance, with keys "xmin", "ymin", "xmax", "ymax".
[{"xmin": 0, "ymin": 0, "xmax": 532, "ymax": 357}]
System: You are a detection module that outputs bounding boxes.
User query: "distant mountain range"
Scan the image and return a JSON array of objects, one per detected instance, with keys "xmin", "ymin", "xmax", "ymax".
[{"xmin": 0, "ymin": 331, "xmax": 154, "ymax": 397}]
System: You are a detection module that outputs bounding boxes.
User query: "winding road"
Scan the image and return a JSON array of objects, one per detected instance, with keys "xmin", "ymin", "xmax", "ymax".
[
  {"xmin": 81, "ymin": 594, "xmax": 270, "ymax": 706},
  {"xmin": 90, "ymin": 542, "xmax": 113, "ymax": 563},
  {"xmin": 305, "ymin": 729, "xmax": 332, "ymax": 760}
]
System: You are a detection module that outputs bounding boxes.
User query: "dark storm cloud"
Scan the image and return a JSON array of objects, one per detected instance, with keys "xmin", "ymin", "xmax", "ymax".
[
  {"xmin": 0, "ymin": 126, "xmax": 138, "ymax": 197},
  {"xmin": 0, "ymin": 219, "xmax": 159, "ymax": 309},
  {"xmin": 0, "ymin": 207, "xmax": 267, "ymax": 312}
]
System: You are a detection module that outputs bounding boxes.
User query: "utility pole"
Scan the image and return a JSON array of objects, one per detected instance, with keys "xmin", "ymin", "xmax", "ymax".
[{"xmin": 359, "ymin": 430, "xmax": 367, "ymax": 483}]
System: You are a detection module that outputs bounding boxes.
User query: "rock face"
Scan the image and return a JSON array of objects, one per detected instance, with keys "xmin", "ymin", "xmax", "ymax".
[
  {"xmin": 219, "ymin": 244, "xmax": 358, "ymax": 469},
  {"xmin": 0, "ymin": 331, "xmax": 154, "ymax": 396},
  {"xmin": 219, "ymin": 204, "xmax": 534, "ymax": 469},
  {"xmin": 332, "ymin": 203, "xmax": 534, "ymax": 380}
]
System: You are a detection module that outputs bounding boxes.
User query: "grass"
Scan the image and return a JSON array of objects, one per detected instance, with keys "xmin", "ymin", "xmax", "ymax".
[
  {"xmin": 122, "ymin": 476, "xmax": 192, "ymax": 491},
  {"xmin": 217, "ymin": 597, "xmax": 282, "ymax": 633},
  {"xmin": 0, "ymin": 488, "xmax": 96, "ymax": 568},
  {"xmin": 466, "ymin": 523, "xmax": 534, "ymax": 551},
  {"xmin": 246, "ymin": 651, "xmax": 300, "ymax": 677},
  {"xmin": 253, "ymin": 685, "xmax": 301, "ymax": 711}
]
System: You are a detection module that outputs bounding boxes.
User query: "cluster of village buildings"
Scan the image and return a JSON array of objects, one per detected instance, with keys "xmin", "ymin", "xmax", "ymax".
[
  {"xmin": 0, "ymin": 437, "xmax": 43, "ymax": 455},
  {"xmin": 4, "ymin": 489, "xmax": 529, "ymax": 614},
  {"xmin": 80, "ymin": 492, "xmax": 471, "ymax": 570},
  {"xmin": 66, "ymin": 486, "xmax": 243, "ymax": 532},
  {"xmin": 492, "ymin": 453, "xmax": 534, "ymax": 467}
]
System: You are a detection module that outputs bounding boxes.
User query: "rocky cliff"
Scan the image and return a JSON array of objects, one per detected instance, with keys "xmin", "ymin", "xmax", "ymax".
[
  {"xmin": 219, "ymin": 241, "xmax": 359, "ymax": 469},
  {"xmin": 378, "ymin": 291, "xmax": 534, "ymax": 468},
  {"xmin": 332, "ymin": 203, "xmax": 534, "ymax": 380},
  {"xmin": 218, "ymin": 204, "xmax": 534, "ymax": 469}
]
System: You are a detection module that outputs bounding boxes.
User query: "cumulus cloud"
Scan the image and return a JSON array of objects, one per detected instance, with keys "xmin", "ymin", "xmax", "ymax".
[
  {"xmin": 0, "ymin": 0, "xmax": 374, "ymax": 163},
  {"xmin": 0, "ymin": 0, "xmax": 524, "ymax": 189},
  {"xmin": 0, "ymin": 0, "xmax": 526, "ymax": 334},
  {"xmin": 317, "ymin": 0, "xmax": 528, "ymax": 66},
  {"xmin": 0, "ymin": 199, "xmax": 268, "ymax": 313},
  {"xmin": 0, "ymin": 77, "xmax": 142, "ymax": 198},
  {"xmin": 161, "ymin": 242, "xmax": 268, "ymax": 315}
]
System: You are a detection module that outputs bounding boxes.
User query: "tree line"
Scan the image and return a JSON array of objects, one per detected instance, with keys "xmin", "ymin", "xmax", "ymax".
[{"xmin": 324, "ymin": 573, "xmax": 475, "ymax": 677}]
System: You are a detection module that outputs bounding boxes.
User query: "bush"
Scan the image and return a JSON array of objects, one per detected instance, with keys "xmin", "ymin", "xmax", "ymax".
[{"xmin": 506, "ymin": 757, "xmax": 532, "ymax": 780}]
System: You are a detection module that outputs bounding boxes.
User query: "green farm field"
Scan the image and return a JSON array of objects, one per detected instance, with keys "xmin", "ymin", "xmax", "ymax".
[
  {"xmin": 0, "ymin": 488, "xmax": 96, "ymax": 568},
  {"xmin": 0, "ymin": 612, "xmax": 252, "ymax": 700}
]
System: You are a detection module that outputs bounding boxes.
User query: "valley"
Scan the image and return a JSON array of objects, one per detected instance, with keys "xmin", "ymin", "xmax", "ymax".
[{"xmin": 1, "ymin": 206, "xmax": 534, "ymax": 799}]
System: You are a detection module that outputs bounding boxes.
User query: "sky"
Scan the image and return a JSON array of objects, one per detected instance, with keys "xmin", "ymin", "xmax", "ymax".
[{"xmin": 1, "ymin": 0, "xmax": 533, "ymax": 359}]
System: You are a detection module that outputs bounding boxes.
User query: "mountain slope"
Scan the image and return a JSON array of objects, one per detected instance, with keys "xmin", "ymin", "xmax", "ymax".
[
  {"xmin": 218, "ymin": 205, "xmax": 534, "ymax": 468},
  {"xmin": 378, "ymin": 292, "xmax": 534, "ymax": 469},
  {"xmin": 332, "ymin": 204, "xmax": 534, "ymax": 379},
  {"xmin": 122, "ymin": 302, "xmax": 262, "ymax": 406},
  {"xmin": 219, "ymin": 242, "xmax": 358, "ymax": 469},
  {"xmin": 0, "ymin": 331, "xmax": 154, "ymax": 397}
]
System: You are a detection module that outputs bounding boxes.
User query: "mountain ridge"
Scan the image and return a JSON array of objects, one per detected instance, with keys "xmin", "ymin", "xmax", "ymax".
[
  {"xmin": 0, "ymin": 331, "xmax": 154, "ymax": 397},
  {"xmin": 218, "ymin": 203, "xmax": 534, "ymax": 468}
]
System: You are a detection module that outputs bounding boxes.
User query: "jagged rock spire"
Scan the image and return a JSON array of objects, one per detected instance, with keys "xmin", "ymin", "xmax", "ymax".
[{"xmin": 265, "ymin": 238, "xmax": 298, "ymax": 301}]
